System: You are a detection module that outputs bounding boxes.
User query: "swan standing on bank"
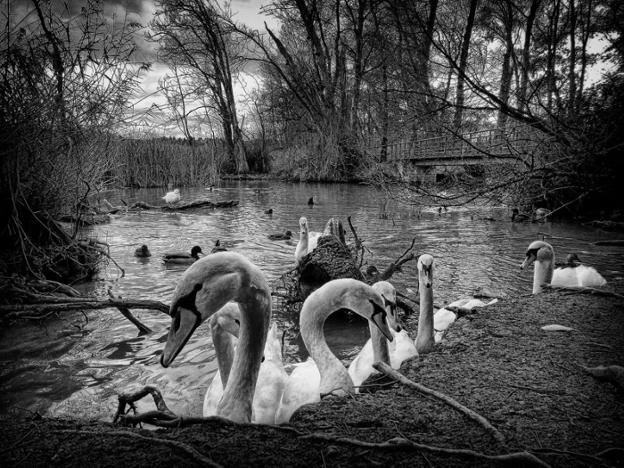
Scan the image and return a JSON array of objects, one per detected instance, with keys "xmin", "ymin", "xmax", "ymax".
[
  {"xmin": 520, "ymin": 240, "xmax": 607, "ymax": 293},
  {"xmin": 275, "ymin": 278, "xmax": 393, "ymax": 423},
  {"xmin": 160, "ymin": 252, "xmax": 271, "ymax": 423},
  {"xmin": 294, "ymin": 217, "xmax": 322, "ymax": 264},
  {"xmin": 348, "ymin": 281, "xmax": 416, "ymax": 390},
  {"xmin": 203, "ymin": 303, "xmax": 287, "ymax": 424}
]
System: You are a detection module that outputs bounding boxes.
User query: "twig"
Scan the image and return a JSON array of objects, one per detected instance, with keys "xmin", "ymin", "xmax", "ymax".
[
  {"xmin": 1, "ymin": 298, "xmax": 170, "ymax": 318},
  {"xmin": 107, "ymin": 289, "xmax": 152, "ymax": 334},
  {"xmin": 53, "ymin": 429, "xmax": 222, "ymax": 468},
  {"xmin": 373, "ymin": 362, "xmax": 505, "ymax": 445}
]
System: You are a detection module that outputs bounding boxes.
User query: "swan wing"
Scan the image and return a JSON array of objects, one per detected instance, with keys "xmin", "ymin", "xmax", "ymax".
[
  {"xmin": 203, "ymin": 370, "xmax": 224, "ymax": 417},
  {"xmin": 252, "ymin": 361, "xmax": 288, "ymax": 424},
  {"xmin": 433, "ymin": 308, "xmax": 457, "ymax": 343},
  {"xmin": 389, "ymin": 329, "xmax": 417, "ymax": 369},
  {"xmin": 576, "ymin": 265, "xmax": 607, "ymax": 287},
  {"xmin": 347, "ymin": 338, "xmax": 374, "ymax": 390},
  {"xmin": 275, "ymin": 358, "xmax": 321, "ymax": 424},
  {"xmin": 552, "ymin": 267, "xmax": 580, "ymax": 287},
  {"xmin": 308, "ymin": 231, "xmax": 322, "ymax": 252}
]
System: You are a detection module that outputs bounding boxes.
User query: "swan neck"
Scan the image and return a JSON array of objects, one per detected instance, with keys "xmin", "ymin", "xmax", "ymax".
[
  {"xmin": 369, "ymin": 322, "xmax": 390, "ymax": 364},
  {"xmin": 416, "ymin": 278, "xmax": 435, "ymax": 354},
  {"xmin": 211, "ymin": 322, "xmax": 235, "ymax": 388},
  {"xmin": 300, "ymin": 295, "xmax": 353, "ymax": 395},
  {"xmin": 217, "ymin": 290, "xmax": 270, "ymax": 423},
  {"xmin": 533, "ymin": 259, "xmax": 553, "ymax": 294}
]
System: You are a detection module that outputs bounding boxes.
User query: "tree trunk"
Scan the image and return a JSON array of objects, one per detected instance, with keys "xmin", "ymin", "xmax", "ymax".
[
  {"xmin": 518, "ymin": 0, "xmax": 541, "ymax": 112},
  {"xmin": 568, "ymin": 0, "xmax": 577, "ymax": 115},
  {"xmin": 496, "ymin": 0, "xmax": 514, "ymax": 130},
  {"xmin": 453, "ymin": 0, "xmax": 479, "ymax": 129}
]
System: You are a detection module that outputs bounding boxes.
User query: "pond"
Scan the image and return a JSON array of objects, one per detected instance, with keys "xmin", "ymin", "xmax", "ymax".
[{"xmin": 1, "ymin": 181, "xmax": 622, "ymax": 420}]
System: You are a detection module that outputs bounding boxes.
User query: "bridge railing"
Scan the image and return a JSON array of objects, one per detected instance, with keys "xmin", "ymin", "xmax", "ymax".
[{"xmin": 371, "ymin": 124, "xmax": 552, "ymax": 162}]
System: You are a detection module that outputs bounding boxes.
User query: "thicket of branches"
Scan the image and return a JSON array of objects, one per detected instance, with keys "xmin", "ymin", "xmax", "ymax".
[{"xmin": 0, "ymin": 0, "xmax": 145, "ymax": 280}]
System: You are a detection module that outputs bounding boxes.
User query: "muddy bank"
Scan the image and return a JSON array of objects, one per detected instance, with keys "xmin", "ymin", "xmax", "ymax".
[{"xmin": 2, "ymin": 288, "xmax": 623, "ymax": 467}]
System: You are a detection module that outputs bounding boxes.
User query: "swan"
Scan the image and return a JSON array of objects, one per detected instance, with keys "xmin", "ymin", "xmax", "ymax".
[
  {"xmin": 203, "ymin": 304, "xmax": 288, "ymax": 424},
  {"xmin": 275, "ymin": 278, "xmax": 393, "ymax": 424},
  {"xmin": 415, "ymin": 254, "xmax": 436, "ymax": 354},
  {"xmin": 160, "ymin": 252, "xmax": 271, "ymax": 423},
  {"xmin": 134, "ymin": 244, "xmax": 151, "ymax": 258},
  {"xmin": 348, "ymin": 281, "xmax": 416, "ymax": 390},
  {"xmin": 520, "ymin": 240, "xmax": 607, "ymax": 293},
  {"xmin": 433, "ymin": 298, "xmax": 498, "ymax": 343},
  {"xmin": 163, "ymin": 245, "xmax": 203, "ymax": 264},
  {"xmin": 294, "ymin": 217, "xmax": 322, "ymax": 264},
  {"xmin": 162, "ymin": 188, "xmax": 181, "ymax": 205}
]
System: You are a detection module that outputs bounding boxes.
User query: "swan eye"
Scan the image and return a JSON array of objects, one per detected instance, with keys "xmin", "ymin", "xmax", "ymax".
[{"xmin": 234, "ymin": 319, "xmax": 240, "ymax": 326}]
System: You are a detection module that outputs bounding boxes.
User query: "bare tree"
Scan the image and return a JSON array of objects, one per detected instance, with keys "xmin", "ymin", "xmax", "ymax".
[{"xmin": 151, "ymin": 0, "xmax": 249, "ymax": 173}]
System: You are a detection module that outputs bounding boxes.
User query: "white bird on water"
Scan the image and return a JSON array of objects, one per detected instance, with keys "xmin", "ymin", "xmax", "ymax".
[{"xmin": 162, "ymin": 188, "xmax": 181, "ymax": 205}]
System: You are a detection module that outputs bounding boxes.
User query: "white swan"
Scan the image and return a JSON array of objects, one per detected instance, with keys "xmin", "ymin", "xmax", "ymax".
[
  {"xmin": 160, "ymin": 252, "xmax": 271, "ymax": 423},
  {"xmin": 433, "ymin": 298, "xmax": 498, "ymax": 343},
  {"xmin": 275, "ymin": 278, "xmax": 393, "ymax": 423},
  {"xmin": 294, "ymin": 217, "xmax": 322, "ymax": 264},
  {"xmin": 203, "ymin": 304, "xmax": 288, "ymax": 424},
  {"xmin": 348, "ymin": 281, "xmax": 416, "ymax": 390},
  {"xmin": 520, "ymin": 240, "xmax": 607, "ymax": 293},
  {"xmin": 415, "ymin": 254, "xmax": 436, "ymax": 354},
  {"xmin": 162, "ymin": 188, "xmax": 181, "ymax": 205}
]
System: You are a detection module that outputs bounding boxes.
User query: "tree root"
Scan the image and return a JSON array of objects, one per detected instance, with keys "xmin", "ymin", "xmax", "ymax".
[{"xmin": 373, "ymin": 362, "xmax": 506, "ymax": 445}]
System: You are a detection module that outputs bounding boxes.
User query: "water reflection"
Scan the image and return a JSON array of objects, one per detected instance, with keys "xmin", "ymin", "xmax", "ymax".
[{"xmin": 1, "ymin": 181, "xmax": 623, "ymax": 419}]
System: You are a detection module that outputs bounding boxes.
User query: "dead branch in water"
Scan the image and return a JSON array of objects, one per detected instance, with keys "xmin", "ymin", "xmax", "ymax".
[
  {"xmin": 373, "ymin": 362, "xmax": 505, "ymax": 445},
  {"xmin": 130, "ymin": 199, "xmax": 238, "ymax": 211}
]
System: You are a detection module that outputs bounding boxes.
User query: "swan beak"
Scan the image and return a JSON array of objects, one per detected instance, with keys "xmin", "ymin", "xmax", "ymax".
[
  {"xmin": 520, "ymin": 254, "xmax": 535, "ymax": 270},
  {"xmin": 161, "ymin": 307, "xmax": 199, "ymax": 367},
  {"xmin": 370, "ymin": 301, "xmax": 394, "ymax": 341}
]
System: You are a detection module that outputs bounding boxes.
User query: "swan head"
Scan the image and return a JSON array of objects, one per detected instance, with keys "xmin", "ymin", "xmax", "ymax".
[
  {"xmin": 161, "ymin": 252, "xmax": 269, "ymax": 368},
  {"xmin": 209, "ymin": 302, "xmax": 241, "ymax": 338},
  {"xmin": 520, "ymin": 240, "xmax": 554, "ymax": 269},
  {"xmin": 417, "ymin": 254, "xmax": 434, "ymax": 288},
  {"xmin": 372, "ymin": 281, "xmax": 401, "ymax": 332}
]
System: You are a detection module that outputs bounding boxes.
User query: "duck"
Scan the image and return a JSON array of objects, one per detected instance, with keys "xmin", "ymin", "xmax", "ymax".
[
  {"xmin": 307, "ymin": 196, "xmax": 315, "ymax": 206},
  {"xmin": 134, "ymin": 244, "xmax": 151, "ymax": 257},
  {"xmin": 511, "ymin": 208, "xmax": 530, "ymax": 222},
  {"xmin": 433, "ymin": 297, "xmax": 498, "ymax": 343},
  {"xmin": 294, "ymin": 217, "xmax": 322, "ymax": 264},
  {"xmin": 534, "ymin": 207, "xmax": 551, "ymax": 222},
  {"xmin": 203, "ymin": 304, "xmax": 288, "ymax": 424},
  {"xmin": 520, "ymin": 240, "xmax": 607, "ymax": 293},
  {"xmin": 162, "ymin": 188, "xmax": 181, "ymax": 205},
  {"xmin": 160, "ymin": 252, "xmax": 272, "ymax": 423},
  {"xmin": 162, "ymin": 245, "xmax": 203, "ymax": 264},
  {"xmin": 348, "ymin": 281, "xmax": 416, "ymax": 391},
  {"xmin": 268, "ymin": 230, "xmax": 293, "ymax": 241},
  {"xmin": 211, "ymin": 240, "xmax": 227, "ymax": 253},
  {"xmin": 274, "ymin": 278, "xmax": 393, "ymax": 424},
  {"xmin": 265, "ymin": 208, "xmax": 273, "ymax": 215}
]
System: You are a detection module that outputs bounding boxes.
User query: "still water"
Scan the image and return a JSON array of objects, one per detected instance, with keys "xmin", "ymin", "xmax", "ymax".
[{"xmin": 1, "ymin": 181, "xmax": 622, "ymax": 419}]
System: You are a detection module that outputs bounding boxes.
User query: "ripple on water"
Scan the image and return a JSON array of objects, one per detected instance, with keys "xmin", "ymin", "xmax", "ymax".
[{"xmin": 3, "ymin": 182, "xmax": 624, "ymax": 419}]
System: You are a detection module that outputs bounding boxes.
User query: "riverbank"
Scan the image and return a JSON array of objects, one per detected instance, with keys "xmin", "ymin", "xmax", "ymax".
[{"xmin": 2, "ymin": 286, "xmax": 623, "ymax": 467}]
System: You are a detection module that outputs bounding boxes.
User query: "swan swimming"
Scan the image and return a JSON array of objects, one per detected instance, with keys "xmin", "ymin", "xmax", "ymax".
[
  {"xmin": 520, "ymin": 240, "xmax": 607, "ymax": 293},
  {"xmin": 162, "ymin": 188, "xmax": 181, "ymax": 205},
  {"xmin": 160, "ymin": 252, "xmax": 271, "ymax": 423},
  {"xmin": 275, "ymin": 278, "xmax": 393, "ymax": 423}
]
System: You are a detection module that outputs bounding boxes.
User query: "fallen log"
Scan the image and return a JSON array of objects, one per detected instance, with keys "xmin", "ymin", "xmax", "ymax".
[{"xmin": 131, "ymin": 198, "xmax": 239, "ymax": 211}]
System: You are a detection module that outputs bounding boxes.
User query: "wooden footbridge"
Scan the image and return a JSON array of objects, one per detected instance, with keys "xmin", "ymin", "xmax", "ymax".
[{"xmin": 372, "ymin": 124, "xmax": 553, "ymax": 167}]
